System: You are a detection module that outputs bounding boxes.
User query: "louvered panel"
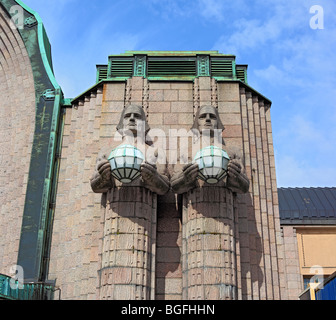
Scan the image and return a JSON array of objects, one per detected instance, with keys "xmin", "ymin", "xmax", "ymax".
[
  {"xmin": 96, "ymin": 65, "xmax": 108, "ymax": 83},
  {"xmin": 110, "ymin": 59, "xmax": 133, "ymax": 77},
  {"xmin": 236, "ymin": 69, "xmax": 245, "ymax": 82},
  {"xmin": 148, "ymin": 60, "xmax": 196, "ymax": 76},
  {"xmin": 98, "ymin": 67, "xmax": 108, "ymax": 82},
  {"xmin": 236, "ymin": 65, "xmax": 247, "ymax": 83},
  {"xmin": 211, "ymin": 59, "xmax": 233, "ymax": 77}
]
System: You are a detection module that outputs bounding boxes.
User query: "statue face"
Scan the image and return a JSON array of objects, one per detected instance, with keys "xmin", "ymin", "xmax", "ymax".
[
  {"xmin": 122, "ymin": 106, "xmax": 145, "ymax": 134},
  {"xmin": 197, "ymin": 106, "xmax": 218, "ymax": 132}
]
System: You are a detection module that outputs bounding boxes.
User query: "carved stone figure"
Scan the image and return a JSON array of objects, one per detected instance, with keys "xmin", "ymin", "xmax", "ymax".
[
  {"xmin": 90, "ymin": 104, "xmax": 169, "ymax": 300},
  {"xmin": 171, "ymin": 105, "xmax": 250, "ymax": 300},
  {"xmin": 90, "ymin": 104, "xmax": 169, "ymax": 195},
  {"xmin": 171, "ymin": 105, "xmax": 249, "ymax": 194}
]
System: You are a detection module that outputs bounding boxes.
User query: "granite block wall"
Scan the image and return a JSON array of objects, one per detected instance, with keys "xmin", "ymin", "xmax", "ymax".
[{"xmin": 48, "ymin": 77, "xmax": 288, "ymax": 300}]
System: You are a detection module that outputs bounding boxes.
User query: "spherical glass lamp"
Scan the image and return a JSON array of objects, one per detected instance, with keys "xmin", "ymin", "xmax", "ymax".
[
  {"xmin": 193, "ymin": 146, "xmax": 230, "ymax": 184},
  {"xmin": 108, "ymin": 144, "xmax": 144, "ymax": 183}
]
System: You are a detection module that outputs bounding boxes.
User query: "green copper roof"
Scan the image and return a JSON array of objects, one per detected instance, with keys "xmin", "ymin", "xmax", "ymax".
[
  {"xmin": 97, "ymin": 51, "xmax": 244, "ymax": 83},
  {"xmin": 110, "ymin": 50, "xmax": 236, "ymax": 57},
  {"xmin": 72, "ymin": 50, "xmax": 271, "ymax": 105}
]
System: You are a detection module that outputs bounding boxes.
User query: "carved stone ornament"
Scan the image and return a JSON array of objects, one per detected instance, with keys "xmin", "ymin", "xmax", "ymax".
[
  {"xmin": 90, "ymin": 104, "xmax": 170, "ymax": 196},
  {"xmin": 171, "ymin": 105, "xmax": 249, "ymax": 194}
]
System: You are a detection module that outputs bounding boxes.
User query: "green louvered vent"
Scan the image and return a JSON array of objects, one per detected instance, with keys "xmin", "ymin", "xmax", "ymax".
[
  {"xmin": 236, "ymin": 65, "xmax": 248, "ymax": 83},
  {"xmin": 110, "ymin": 59, "xmax": 133, "ymax": 77},
  {"xmin": 148, "ymin": 59, "xmax": 196, "ymax": 76},
  {"xmin": 211, "ymin": 59, "xmax": 233, "ymax": 78},
  {"xmin": 96, "ymin": 65, "xmax": 108, "ymax": 82}
]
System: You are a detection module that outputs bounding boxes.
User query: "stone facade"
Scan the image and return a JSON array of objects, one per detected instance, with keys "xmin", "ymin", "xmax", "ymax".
[
  {"xmin": 0, "ymin": 4, "xmax": 36, "ymax": 276},
  {"xmin": 47, "ymin": 76, "xmax": 288, "ymax": 300},
  {"xmin": 47, "ymin": 90, "xmax": 104, "ymax": 299},
  {"xmin": 0, "ymin": 1, "xmax": 294, "ymax": 300},
  {"xmin": 281, "ymin": 226, "xmax": 303, "ymax": 300}
]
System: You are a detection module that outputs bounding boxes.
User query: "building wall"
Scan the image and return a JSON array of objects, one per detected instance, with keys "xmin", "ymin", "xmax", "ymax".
[
  {"xmin": 282, "ymin": 225, "xmax": 336, "ymax": 299},
  {"xmin": 0, "ymin": 5, "xmax": 36, "ymax": 275},
  {"xmin": 296, "ymin": 227, "xmax": 336, "ymax": 277},
  {"xmin": 48, "ymin": 76, "xmax": 288, "ymax": 300},
  {"xmin": 0, "ymin": 1, "xmax": 326, "ymax": 301},
  {"xmin": 47, "ymin": 89, "xmax": 105, "ymax": 299},
  {"xmin": 282, "ymin": 226, "xmax": 303, "ymax": 300},
  {"xmin": 235, "ymin": 86, "xmax": 287, "ymax": 300}
]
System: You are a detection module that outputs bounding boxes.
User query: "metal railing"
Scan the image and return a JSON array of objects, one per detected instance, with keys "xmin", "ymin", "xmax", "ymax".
[{"xmin": 0, "ymin": 274, "xmax": 56, "ymax": 300}]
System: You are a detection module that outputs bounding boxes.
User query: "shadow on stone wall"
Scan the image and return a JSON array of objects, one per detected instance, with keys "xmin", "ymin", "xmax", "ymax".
[
  {"xmin": 98, "ymin": 187, "xmax": 264, "ymax": 300},
  {"xmin": 238, "ymin": 193, "xmax": 264, "ymax": 299},
  {"xmin": 155, "ymin": 193, "xmax": 182, "ymax": 300}
]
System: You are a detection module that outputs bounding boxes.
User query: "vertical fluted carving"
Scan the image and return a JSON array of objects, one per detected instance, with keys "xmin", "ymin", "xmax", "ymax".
[
  {"xmin": 99, "ymin": 187, "xmax": 157, "ymax": 300},
  {"xmin": 182, "ymin": 187, "xmax": 237, "ymax": 300}
]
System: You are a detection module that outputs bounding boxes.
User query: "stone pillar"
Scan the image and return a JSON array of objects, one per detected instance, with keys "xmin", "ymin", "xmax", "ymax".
[
  {"xmin": 182, "ymin": 186, "xmax": 238, "ymax": 300},
  {"xmin": 98, "ymin": 187, "xmax": 157, "ymax": 300}
]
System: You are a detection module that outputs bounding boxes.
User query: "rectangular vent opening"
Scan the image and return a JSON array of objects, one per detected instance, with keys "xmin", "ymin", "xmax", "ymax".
[
  {"xmin": 211, "ymin": 59, "xmax": 233, "ymax": 78},
  {"xmin": 148, "ymin": 59, "xmax": 196, "ymax": 76},
  {"xmin": 110, "ymin": 59, "xmax": 133, "ymax": 77},
  {"xmin": 236, "ymin": 65, "xmax": 247, "ymax": 83},
  {"xmin": 96, "ymin": 65, "xmax": 108, "ymax": 82}
]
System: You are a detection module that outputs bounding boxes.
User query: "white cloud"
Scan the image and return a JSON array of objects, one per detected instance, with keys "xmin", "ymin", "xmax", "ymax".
[
  {"xmin": 287, "ymin": 116, "xmax": 335, "ymax": 151},
  {"xmin": 274, "ymin": 113, "xmax": 336, "ymax": 187},
  {"xmin": 275, "ymin": 154, "xmax": 336, "ymax": 187},
  {"xmin": 145, "ymin": 0, "xmax": 248, "ymax": 23},
  {"xmin": 197, "ymin": 0, "xmax": 248, "ymax": 22},
  {"xmin": 198, "ymin": 0, "xmax": 225, "ymax": 21},
  {"xmin": 212, "ymin": 1, "xmax": 309, "ymax": 56}
]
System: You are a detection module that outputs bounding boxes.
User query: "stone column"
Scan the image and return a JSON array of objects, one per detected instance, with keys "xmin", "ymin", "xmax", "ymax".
[
  {"xmin": 98, "ymin": 187, "xmax": 157, "ymax": 300},
  {"xmin": 182, "ymin": 186, "xmax": 238, "ymax": 300}
]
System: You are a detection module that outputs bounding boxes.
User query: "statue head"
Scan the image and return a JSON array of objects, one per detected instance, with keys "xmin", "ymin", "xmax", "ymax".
[
  {"xmin": 116, "ymin": 105, "xmax": 150, "ymax": 137},
  {"xmin": 191, "ymin": 105, "xmax": 225, "ymax": 133}
]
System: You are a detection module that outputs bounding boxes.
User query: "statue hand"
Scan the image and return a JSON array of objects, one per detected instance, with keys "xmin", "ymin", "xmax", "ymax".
[
  {"xmin": 170, "ymin": 163, "xmax": 199, "ymax": 194},
  {"xmin": 140, "ymin": 162, "xmax": 170, "ymax": 195},
  {"xmin": 227, "ymin": 159, "xmax": 242, "ymax": 179},
  {"xmin": 97, "ymin": 159, "xmax": 112, "ymax": 181},
  {"xmin": 140, "ymin": 161, "xmax": 158, "ymax": 182},
  {"xmin": 90, "ymin": 158, "xmax": 113, "ymax": 193},
  {"xmin": 182, "ymin": 163, "xmax": 199, "ymax": 184},
  {"xmin": 226, "ymin": 159, "xmax": 249, "ymax": 193}
]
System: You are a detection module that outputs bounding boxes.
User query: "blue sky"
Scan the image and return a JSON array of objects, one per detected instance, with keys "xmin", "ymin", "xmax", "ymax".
[{"xmin": 23, "ymin": 0, "xmax": 336, "ymax": 187}]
